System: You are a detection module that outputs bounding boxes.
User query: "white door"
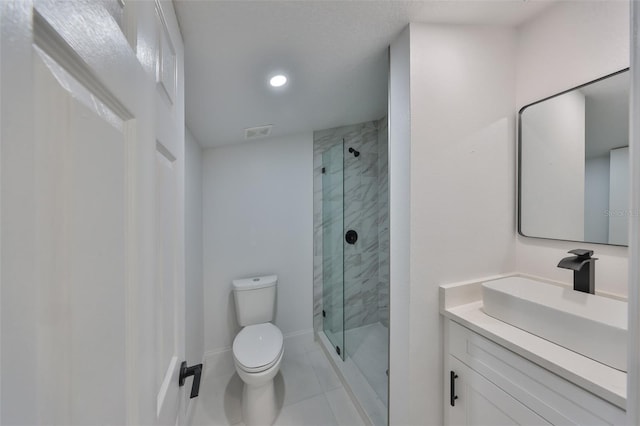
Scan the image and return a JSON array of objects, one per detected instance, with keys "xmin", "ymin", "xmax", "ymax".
[{"xmin": 0, "ymin": 1, "xmax": 186, "ymax": 424}]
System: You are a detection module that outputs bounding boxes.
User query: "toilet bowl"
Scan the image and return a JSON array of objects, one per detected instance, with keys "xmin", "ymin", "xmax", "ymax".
[
  {"xmin": 232, "ymin": 322, "xmax": 284, "ymax": 426},
  {"xmin": 231, "ymin": 275, "xmax": 283, "ymax": 426}
]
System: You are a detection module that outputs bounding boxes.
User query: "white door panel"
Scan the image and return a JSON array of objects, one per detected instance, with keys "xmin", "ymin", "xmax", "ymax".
[
  {"xmin": 33, "ymin": 40, "xmax": 131, "ymax": 425},
  {"xmin": 1, "ymin": 1, "xmax": 186, "ymax": 424},
  {"xmin": 67, "ymin": 95, "xmax": 128, "ymax": 425}
]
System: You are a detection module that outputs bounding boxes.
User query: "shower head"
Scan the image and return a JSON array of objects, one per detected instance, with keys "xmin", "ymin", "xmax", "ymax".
[{"xmin": 348, "ymin": 147, "xmax": 360, "ymax": 157}]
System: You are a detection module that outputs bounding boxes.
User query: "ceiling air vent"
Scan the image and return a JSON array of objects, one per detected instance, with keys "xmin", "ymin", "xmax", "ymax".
[{"xmin": 244, "ymin": 124, "xmax": 273, "ymax": 140}]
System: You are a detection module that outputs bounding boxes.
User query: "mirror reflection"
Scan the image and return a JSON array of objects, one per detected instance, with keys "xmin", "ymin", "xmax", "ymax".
[{"xmin": 519, "ymin": 69, "xmax": 629, "ymax": 245}]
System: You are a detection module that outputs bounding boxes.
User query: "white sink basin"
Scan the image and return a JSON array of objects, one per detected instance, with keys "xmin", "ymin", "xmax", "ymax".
[{"xmin": 482, "ymin": 276, "xmax": 627, "ymax": 371}]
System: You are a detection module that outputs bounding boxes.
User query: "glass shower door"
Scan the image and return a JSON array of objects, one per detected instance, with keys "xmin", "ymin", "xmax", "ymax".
[{"xmin": 322, "ymin": 141, "xmax": 345, "ymax": 359}]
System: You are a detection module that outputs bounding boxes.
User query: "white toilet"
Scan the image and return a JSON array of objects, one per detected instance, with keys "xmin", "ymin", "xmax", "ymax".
[{"xmin": 232, "ymin": 275, "xmax": 284, "ymax": 426}]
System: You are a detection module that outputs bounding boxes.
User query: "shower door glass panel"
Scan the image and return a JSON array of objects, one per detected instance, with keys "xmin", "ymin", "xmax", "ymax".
[{"xmin": 322, "ymin": 141, "xmax": 345, "ymax": 359}]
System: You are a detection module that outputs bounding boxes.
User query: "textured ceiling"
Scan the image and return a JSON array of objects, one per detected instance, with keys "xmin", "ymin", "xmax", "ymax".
[{"xmin": 174, "ymin": 0, "xmax": 555, "ymax": 147}]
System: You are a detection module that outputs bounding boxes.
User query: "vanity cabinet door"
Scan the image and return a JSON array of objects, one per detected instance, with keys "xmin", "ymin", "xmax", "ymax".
[
  {"xmin": 445, "ymin": 320, "xmax": 626, "ymax": 425},
  {"xmin": 447, "ymin": 356, "xmax": 551, "ymax": 426}
]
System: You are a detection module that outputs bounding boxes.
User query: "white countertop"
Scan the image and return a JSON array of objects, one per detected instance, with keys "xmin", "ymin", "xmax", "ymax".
[{"xmin": 440, "ymin": 274, "xmax": 627, "ymax": 410}]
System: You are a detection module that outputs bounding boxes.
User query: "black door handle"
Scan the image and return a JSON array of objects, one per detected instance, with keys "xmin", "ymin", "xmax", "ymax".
[{"xmin": 179, "ymin": 361, "xmax": 203, "ymax": 398}]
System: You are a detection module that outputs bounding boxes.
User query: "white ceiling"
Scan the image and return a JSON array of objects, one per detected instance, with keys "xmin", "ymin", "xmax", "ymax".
[{"xmin": 174, "ymin": 0, "xmax": 555, "ymax": 148}]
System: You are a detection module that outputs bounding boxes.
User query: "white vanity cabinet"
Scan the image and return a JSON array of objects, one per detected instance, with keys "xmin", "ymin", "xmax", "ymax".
[
  {"xmin": 447, "ymin": 355, "xmax": 550, "ymax": 425},
  {"xmin": 444, "ymin": 320, "xmax": 626, "ymax": 426}
]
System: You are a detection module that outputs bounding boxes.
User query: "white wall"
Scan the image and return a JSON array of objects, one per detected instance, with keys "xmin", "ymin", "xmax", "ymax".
[
  {"xmin": 202, "ymin": 134, "xmax": 313, "ymax": 355},
  {"xmin": 388, "ymin": 23, "xmax": 517, "ymax": 425},
  {"xmin": 185, "ymin": 128, "xmax": 204, "ymax": 366},
  {"xmin": 585, "ymin": 155, "xmax": 610, "ymax": 243},
  {"xmin": 515, "ymin": 0, "xmax": 629, "ymax": 297},
  {"xmin": 388, "ymin": 25, "xmax": 411, "ymax": 426},
  {"xmin": 387, "ymin": 2, "xmax": 630, "ymax": 424},
  {"xmin": 521, "ymin": 91, "xmax": 585, "ymax": 241}
]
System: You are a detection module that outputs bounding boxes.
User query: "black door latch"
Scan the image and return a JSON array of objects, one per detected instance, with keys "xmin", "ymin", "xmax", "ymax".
[{"xmin": 179, "ymin": 361, "xmax": 203, "ymax": 398}]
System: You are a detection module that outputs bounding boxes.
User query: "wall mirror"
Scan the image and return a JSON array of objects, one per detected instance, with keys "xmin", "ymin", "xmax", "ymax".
[{"xmin": 518, "ymin": 69, "xmax": 629, "ymax": 246}]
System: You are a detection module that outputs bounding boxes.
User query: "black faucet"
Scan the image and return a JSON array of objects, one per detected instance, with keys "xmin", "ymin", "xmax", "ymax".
[{"xmin": 557, "ymin": 249, "xmax": 597, "ymax": 294}]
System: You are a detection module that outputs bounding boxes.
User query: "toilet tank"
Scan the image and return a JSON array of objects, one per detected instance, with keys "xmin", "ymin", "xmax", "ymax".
[{"xmin": 232, "ymin": 275, "xmax": 277, "ymax": 326}]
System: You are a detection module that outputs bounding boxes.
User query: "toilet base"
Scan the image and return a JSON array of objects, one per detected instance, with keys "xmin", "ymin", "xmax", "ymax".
[{"xmin": 242, "ymin": 379, "xmax": 278, "ymax": 426}]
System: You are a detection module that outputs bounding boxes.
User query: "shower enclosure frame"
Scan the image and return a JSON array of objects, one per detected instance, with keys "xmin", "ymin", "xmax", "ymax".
[
  {"xmin": 313, "ymin": 118, "xmax": 390, "ymax": 426},
  {"xmin": 321, "ymin": 140, "xmax": 346, "ymax": 358}
]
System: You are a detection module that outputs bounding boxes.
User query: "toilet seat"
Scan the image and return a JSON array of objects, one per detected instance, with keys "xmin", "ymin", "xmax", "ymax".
[
  {"xmin": 233, "ymin": 323, "xmax": 283, "ymax": 373},
  {"xmin": 235, "ymin": 347, "xmax": 283, "ymax": 374}
]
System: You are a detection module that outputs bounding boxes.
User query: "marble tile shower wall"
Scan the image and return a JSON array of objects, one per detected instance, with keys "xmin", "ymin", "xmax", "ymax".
[
  {"xmin": 343, "ymin": 122, "xmax": 379, "ymax": 330},
  {"xmin": 313, "ymin": 118, "xmax": 389, "ymax": 334}
]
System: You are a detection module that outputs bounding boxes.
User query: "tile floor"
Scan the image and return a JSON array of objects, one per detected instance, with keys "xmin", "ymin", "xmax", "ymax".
[{"xmin": 190, "ymin": 339, "xmax": 366, "ymax": 426}]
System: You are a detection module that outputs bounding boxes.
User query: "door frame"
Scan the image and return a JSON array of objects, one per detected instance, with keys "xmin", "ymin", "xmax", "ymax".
[{"xmin": 627, "ymin": 1, "xmax": 640, "ymax": 424}]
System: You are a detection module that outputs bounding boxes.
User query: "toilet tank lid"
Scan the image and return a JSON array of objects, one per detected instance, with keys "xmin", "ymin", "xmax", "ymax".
[{"xmin": 232, "ymin": 274, "xmax": 278, "ymax": 291}]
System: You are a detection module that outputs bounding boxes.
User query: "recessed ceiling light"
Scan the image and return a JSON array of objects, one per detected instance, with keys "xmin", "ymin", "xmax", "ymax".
[{"xmin": 269, "ymin": 74, "xmax": 287, "ymax": 88}]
